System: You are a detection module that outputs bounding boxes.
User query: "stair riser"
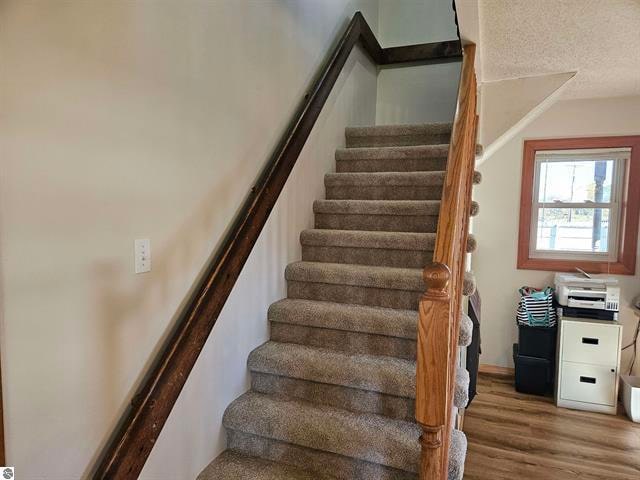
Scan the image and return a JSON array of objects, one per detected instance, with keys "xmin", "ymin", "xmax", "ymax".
[
  {"xmin": 252, "ymin": 372, "xmax": 415, "ymax": 421},
  {"xmin": 449, "ymin": 430, "xmax": 468, "ymax": 480},
  {"xmin": 270, "ymin": 322, "xmax": 416, "ymax": 360},
  {"xmin": 326, "ymin": 185, "xmax": 442, "ymax": 201},
  {"xmin": 315, "ymin": 214, "xmax": 438, "ymax": 233},
  {"xmin": 227, "ymin": 430, "xmax": 417, "ymax": 480},
  {"xmin": 346, "ymin": 134, "xmax": 450, "ymax": 148},
  {"xmin": 268, "ymin": 299, "xmax": 419, "ymax": 341},
  {"xmin": 336, "ymin": 157, "xmax": 447, "ymax": 173},
  {"xmin": 287, "ymin": 281, "xmax": 421, "ymax": 310},
  {"xmin": 301, "ymin": 245, "xmax": 432, "ymax": 269}
]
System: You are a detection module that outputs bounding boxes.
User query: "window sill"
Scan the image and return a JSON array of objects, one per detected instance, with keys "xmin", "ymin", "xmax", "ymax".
[{"xmin": 517, "ymin": 256, "xmax": 635, "ymax": 275}]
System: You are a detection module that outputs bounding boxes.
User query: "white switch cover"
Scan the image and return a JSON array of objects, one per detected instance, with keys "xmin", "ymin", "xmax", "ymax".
[{"xmin": 134, "ymin": 239, "xmax": 151, "ymax": 273}]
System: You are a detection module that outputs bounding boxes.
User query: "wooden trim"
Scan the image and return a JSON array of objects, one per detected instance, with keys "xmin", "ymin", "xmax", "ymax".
[
  {"xmin": 381, "ymin": 40, "xmax": 462, "ymax": 65},
  {"xmin": 517, "ymin": 257, "xmax": 635, "ymax": 275},
  {"xmin": 92, "ymin": 12, "xmax": 462, "ymax": 480},
  {"xmin": 442, "ymin": 44, "xmax": 477, "ymax": 478},
  {"xmin": 479, "ymin": 364, "xmax": 515, "ymax": 377},
  {"xmin": 417, "ymin": 263, "xmax": 451, "ymax": 480},
  {"xmin": 517, "ymin": 136, "xmax": 640, "ymax": 275},
  {"xmin": 0, "ymin": 350, "xmax": 4, "ymax": 466},
  {"xmin": 416, "ymin": 43, "xmax": 477, "ymax": 480}
]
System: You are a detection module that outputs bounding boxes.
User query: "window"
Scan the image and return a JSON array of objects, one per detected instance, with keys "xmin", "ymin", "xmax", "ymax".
[
  {"xmin": 533, "ymin": 149, "xmax": 625, "ymax": 260},
  {"xmin": 518, "ymin": 136, "xmax": 640, "ymax": 275}
]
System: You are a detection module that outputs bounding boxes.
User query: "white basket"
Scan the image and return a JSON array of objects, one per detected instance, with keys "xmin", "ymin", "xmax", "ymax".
[{"xmin": 621, "ymin": 375, "xmax": 640, "ymax": 423}]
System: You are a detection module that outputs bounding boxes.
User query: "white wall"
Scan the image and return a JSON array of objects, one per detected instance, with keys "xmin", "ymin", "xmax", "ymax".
[
  {"xmin": 473, "ymin": 96, "xmax": 640, "ymax": 374},
  {"xmin": 478, "ymin": 72, "xmax": 576, "ymax": 160},
  {"xmin": 376, "ymin": 0, "xmax": 461, "ymax": 125},
  {"xmin": 0, "ymin": 1, "xmax": 378, "ymax": 478}
]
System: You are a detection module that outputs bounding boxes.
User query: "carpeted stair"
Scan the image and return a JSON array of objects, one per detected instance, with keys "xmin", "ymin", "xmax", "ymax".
[
  {"xmin": 198, "ymin": 122, "xmax": 472, "ymax": 480},
  {"xmin": 314, "ymin": 199, "xmax": 441, "ymax": 233}
]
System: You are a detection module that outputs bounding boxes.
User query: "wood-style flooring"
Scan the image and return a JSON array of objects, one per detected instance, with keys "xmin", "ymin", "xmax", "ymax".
[{"xmin": 463, "ymin": 373, "xmax": 640, "ymax": 480}]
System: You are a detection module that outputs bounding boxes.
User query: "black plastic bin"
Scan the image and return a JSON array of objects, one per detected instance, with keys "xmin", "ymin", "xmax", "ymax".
[
  {"xmin": 518, "ymin": 324, "xmax": 557, "ymax": 360},
  {"xmin": 466, "ymin": 292, "xmax": 481, "ymax": 406},
  {"xmin": 513, "ymin": 344, "xmax": 554, "ymax": 395}
]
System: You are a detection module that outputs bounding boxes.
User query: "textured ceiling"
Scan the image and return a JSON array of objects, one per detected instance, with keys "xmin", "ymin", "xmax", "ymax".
[{"xmin": 478, "ymin": 0, "xmax": 640, "ymax": 99}]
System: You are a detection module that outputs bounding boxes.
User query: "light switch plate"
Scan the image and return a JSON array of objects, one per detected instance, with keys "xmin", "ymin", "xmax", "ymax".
[{"xmin": 134, "ymin": 239, "xmax": 151, "ymax": 274}]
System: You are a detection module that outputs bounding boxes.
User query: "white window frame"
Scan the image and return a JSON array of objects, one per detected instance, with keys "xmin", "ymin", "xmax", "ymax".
[{"xmin": 529, "ymin": 148, "xmax": 629, "ymax": 262}]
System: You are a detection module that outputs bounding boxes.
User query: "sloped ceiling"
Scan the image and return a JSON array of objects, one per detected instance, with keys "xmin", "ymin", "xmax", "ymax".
[
  {"xmin": 478, "ymin": 0, "xmax": 640, "ymax": 99},
  {"xmin": 478, "ymin": 72, "xmax": 575, "ymax": 160}
]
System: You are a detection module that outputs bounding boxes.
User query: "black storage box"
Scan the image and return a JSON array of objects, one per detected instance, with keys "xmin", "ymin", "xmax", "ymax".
[
  {"xmin": 466, "ymin": 291, "xmax": 481, "ymax": 406},
  {"xmin": 517, "ymin": 324, "xmax": 557, "ymax": 360},
  {"xmin": 513, "ymin": 344, "xmax": 553, "ymax": 395}
]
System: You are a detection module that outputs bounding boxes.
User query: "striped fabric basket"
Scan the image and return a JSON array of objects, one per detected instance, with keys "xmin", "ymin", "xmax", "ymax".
[{"xmin": 516, "ymin": 286, "xmax": 556, "ymax": 327}]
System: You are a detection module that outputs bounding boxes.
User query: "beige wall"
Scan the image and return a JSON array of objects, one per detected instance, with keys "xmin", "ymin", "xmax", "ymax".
[
  {"xmin": 478, "ymin": 72, "xmax": 575, "ymax": 159},
  {"xmin": 0, "ymin": 1, "xmax": 378, "ymax": 478},
  {"xmin": 375, "ymin": 0, "xmax": 460, "ymax": 125},
  {"xmin": 473, "ymin": 96, "xmax": 640, "ymax": 374}
]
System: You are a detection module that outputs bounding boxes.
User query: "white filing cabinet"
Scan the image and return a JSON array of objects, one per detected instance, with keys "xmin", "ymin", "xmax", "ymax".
[{"xmin": 555, "ymin": 316, "xmax": 622, "ymax": 414}]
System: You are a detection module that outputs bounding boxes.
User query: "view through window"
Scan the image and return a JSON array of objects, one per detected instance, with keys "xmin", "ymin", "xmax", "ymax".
[{"xmin": 532, "ymin": 149, "xmax": 627, "ymax": 260}]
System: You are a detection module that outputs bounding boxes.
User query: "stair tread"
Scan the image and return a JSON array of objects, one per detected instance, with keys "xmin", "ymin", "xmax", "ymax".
[
  {"xmin": 198, "ymin": 451, "xmax": 333, "ymax": 480},
  {"xmin": 300, "ymin": 229, "xmax": 435, "ymax": 251},
  {"xmin": 223, "ymin": 392, "xmax": 421, "ymax": 473},
  {"xmin": 313, "ymin": 199, "xmax": 440, "ymax": 215},
  {"xmin": 269, "ymin": 298, "xmax": 417, "ymax": 339},
  {"xmin": 249, "ymin": 341, "xmax": 416, "ymax": 398},
  {"xmin": 336, "ymin": 144, "xmax": 449, "ymax": 160},
  {"xmin": 285, "ymin": 261, "xmax": 423, "ymax": 291},
  {"xmin": 325, "ymin": 170, "xmax": 445, "ymax": 186}
]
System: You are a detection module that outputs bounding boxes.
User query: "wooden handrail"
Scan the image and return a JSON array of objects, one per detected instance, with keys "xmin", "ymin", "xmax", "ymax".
[
  {"xmin": 416, "ymin": 43, "xmax": 477, "ymax": 480},
  {"xmin": 92, "ymin": 12, "xmax": 462, "ymax": 480}
]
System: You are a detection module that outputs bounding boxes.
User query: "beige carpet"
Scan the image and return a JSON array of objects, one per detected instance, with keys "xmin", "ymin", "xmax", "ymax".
[{"xmin": 198, "ymin": 123, "xmax": 471, "ymax": 480}]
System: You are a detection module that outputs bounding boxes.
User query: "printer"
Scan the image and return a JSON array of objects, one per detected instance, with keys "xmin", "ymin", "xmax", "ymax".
[{"xmin": 554, "ymin": 273, "xmax": 620, "ymax": 321}]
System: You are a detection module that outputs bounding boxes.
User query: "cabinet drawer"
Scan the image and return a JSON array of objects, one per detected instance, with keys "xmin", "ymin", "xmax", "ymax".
[
  {"xmin": 562, "ymin": 321, "xmax": 620, "ymax": 366},
  {"xmin": 560, "ymin": 362, "xmax": 616, "ymax": 406}
]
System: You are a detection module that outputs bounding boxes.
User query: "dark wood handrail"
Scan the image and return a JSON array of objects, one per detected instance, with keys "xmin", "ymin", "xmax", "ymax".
[{"xmin": 92, "ymin": 11, "xmax": 462, "ymax": 479}]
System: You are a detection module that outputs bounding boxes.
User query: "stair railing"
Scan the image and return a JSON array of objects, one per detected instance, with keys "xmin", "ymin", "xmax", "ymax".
[
  {"xmin": 416, "ymin": 44, "xmax": 477, "ymax": 480},
  {"xmin": 91, "ymin": 11, "xmax": 462, "ymax": 480}
]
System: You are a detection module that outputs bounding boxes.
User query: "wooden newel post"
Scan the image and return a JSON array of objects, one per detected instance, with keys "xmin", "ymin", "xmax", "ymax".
[
  {"xmin": 422, "ymin": 263, "xmax": 451, "ymax": 299},
  {"xmin": 416, "ymin": 262, "xmax": 452, "ymax": 480}
]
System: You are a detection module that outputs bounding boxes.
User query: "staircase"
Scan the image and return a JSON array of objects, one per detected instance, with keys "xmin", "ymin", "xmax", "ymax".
[{"xmin": 198, "ymin": 122, "xmax": 474, "ymax": 479}]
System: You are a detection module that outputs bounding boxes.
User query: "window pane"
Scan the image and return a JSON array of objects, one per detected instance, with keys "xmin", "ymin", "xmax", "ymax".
[
  {"xmin": 536, "ymin": 208, "xmax": 610, "ymax": 252},
  {"xmin": 537, "ymin": 160, "xmax": 613, "ymax": 203}
]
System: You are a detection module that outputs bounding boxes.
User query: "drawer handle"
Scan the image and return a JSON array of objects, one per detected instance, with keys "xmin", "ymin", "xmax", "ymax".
[
  {"xmin": 580, "ymin": 376, "xmax": 596, "ymax": 384},
  {"xmin": 582, "ymin": 337, "xmax": 599, "ymax": 345}
]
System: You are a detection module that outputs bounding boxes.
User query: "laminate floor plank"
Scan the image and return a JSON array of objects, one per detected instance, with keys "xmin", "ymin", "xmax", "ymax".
[{"xmin": 464, "ymin": 373, "xmax": 640, "ymax": 479}]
